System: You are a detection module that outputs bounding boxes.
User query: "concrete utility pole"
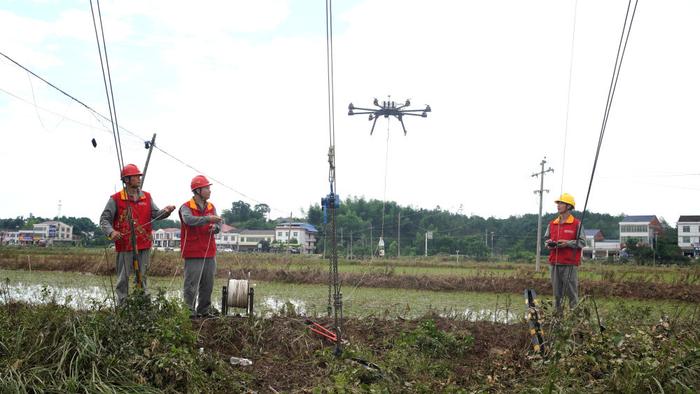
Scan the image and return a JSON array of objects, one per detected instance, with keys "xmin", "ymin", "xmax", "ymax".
[
  {"xmin": 532, "ymin": 157, "xmax": 554, "ymax": 272},
  {"xmin": 490, "ymin": 231, "xmax": 495, "ymax": 258},
  {"xmin": 369, "ymin": 224, "xmax": 373, "ymax": 256},
  {"xmin": 425, "ymin": 231, "xmax": 433, "ymax": 257},
  {"xmin": 397, "ymin": 211, "xmax": 401, "ymax": 258}
]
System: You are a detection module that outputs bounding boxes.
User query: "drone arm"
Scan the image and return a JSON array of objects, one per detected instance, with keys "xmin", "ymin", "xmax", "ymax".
[
  {"xmin": 350, "ymin": 107, "xmax": 377, "ymax": 112},
  {"xmin": 369, "ymin": 115, "xmax": 379, "ymax": 135}
]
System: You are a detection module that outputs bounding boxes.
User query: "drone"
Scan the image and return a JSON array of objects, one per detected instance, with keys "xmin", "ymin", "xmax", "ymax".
[{"xmin": 348, "ymin": 98, "xmax": 431, "ymax": 135}]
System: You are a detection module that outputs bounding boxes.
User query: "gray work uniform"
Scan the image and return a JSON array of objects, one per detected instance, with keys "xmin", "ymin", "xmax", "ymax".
[
  {"xmin": 179, "ymin": 201, "xmax": 220, "ymax": 315},
  {"xmin": 99, "ymin": 191, "xmax": 171, "ymax": 305},
  {"xmin": 543, "ymin": 218, "xmax": 585, "ymax": 313}
]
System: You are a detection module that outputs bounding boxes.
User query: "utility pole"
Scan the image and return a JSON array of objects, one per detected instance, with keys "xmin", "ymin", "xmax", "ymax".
[
  {"xmin": 370, "ymin": 224, "xmax": 373, "ymax": 257},
  {"xmin": 490, "ymin": 231, "xmax": 495, "ymax": 258},
  {"xmin": 532, "ymin": 157, "xmax": 554, "ymax": 272},
  {"xmin": 397, "ymin": 211, "xmax": 401, "ymax": 258},
  {"xmin": 287, "ymin": 211, "xmax": 293, "ymax": 254},
  {"xmin": 425, "ymin": 231, "xmax": 433, "ymax": 257}
]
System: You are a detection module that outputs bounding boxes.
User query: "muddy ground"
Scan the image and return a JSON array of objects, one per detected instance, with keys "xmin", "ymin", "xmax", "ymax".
[{"xmin": 193, "ymin": 315, "xmax": 532, "ymax": 392}]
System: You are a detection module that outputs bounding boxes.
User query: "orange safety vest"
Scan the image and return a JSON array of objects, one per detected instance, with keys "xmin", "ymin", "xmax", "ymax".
[
  {"xmin": 548, "ymin": 214, "xmax": 582, "ymax": 266},
  {"xmin": 111, "ymin": 189, "xmax": 153, "ymax": 252},
  {"xmin": 179, "ymin": 198, "xmax": 217, "ymax": 259}
]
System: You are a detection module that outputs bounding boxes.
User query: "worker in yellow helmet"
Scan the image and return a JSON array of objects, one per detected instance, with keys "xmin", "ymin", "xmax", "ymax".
[{"xmin": 544, "ymin": 193, "xmax": 585, "ymax": 314}]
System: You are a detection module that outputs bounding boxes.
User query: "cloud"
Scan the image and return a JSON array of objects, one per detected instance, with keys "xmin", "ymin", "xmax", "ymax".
[{"xmin": 1, "ymin": 0, "xmax": 699, "ymax": 223}]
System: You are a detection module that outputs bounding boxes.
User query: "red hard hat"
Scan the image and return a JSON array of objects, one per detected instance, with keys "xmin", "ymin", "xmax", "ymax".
[
  {"xmin": 191, "ymin": 175, "xmax": 212, "ymax": 191},
  {"xmin": 121, "ymin": 164, "xmax": 142, "ymax": 178}
]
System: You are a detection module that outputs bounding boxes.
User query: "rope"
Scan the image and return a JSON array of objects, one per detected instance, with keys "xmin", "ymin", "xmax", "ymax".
[
  {"xmin": 380, "ymin": 119, "xmax": 390, "ymax": 239},
  {"xmin": 89, "ymin": 0, "xmax": 123, "ymax": 173},
  {"xmin": 559, "ymin": 0, "xmax": 579, "ymax": 195},
  {"xmin": 578, "ymin": 0, "xmax": 638, "ymax": 233}
]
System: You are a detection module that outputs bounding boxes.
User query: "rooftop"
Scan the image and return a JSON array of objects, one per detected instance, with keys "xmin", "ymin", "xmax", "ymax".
[
  {"xmin": 276, "ymin": 222, "xmax": 318, "ymax": 233},
  {"xmin": 621, "ymin": 215, "xmax": 657, "ymax": 223},
  {"xmin": 221, "ymin": 223, "xmax": 238, "ymax": 233},
  {"xmin": 678, "ymin": 216, "xmax": 700, "ymax": 223},
  {"xmin": 240, "ymin": 229, "xmax": 275, "ymax": 235}
]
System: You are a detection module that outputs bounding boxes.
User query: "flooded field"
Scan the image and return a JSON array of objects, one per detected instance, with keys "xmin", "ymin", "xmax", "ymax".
[{"xmin": 2, "ymin": 269, "xmax": 695, "ymax": 324}]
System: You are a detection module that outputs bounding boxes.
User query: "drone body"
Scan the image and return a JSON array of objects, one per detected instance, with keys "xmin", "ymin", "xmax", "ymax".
[{"xmin": 348, "ymin": 98, "xmax": 431, "ymax": 135}]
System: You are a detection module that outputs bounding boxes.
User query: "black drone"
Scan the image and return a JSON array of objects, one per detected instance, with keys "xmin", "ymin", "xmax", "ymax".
[{"xmin": 348, "ymin": 98, "xmax": 431, "ymax": 135}]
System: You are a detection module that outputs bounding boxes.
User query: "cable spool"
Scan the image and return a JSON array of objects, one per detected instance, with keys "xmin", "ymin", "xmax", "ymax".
[{"xmin": 226, "ymin": 279, "xmax": 249, "ymax": 308}]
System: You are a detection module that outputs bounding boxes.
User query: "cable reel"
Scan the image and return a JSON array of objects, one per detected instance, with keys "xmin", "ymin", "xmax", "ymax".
[{"xmin": 221, "ymin": 275, "xmax": 254, "ymax": 317}]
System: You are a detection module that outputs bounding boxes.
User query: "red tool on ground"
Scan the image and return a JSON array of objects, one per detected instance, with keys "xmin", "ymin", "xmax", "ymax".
[{"xmin": 305, "ymin": 319, "xmax": 337, "ymax": 342}]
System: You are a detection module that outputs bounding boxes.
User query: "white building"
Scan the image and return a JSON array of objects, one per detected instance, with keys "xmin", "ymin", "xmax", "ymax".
[
  {"xmin": 0, "ymin": 230, "xmax": 19, "ymax": 245},
  {"xmin": 275, "ymin": 222, "xmax": 318, "ymax": 254},
  {"xmin": 238, "ymin": 229, "xmax": 275, "ymax": 251},
  {"xmin": 677, "ymin": 215, "xmax": 700, "ymax": 257},
  {"xmin": 216, "ymin": 224, "xmax": 240, "ymax": 251},
  {"xmin": 583, "ymin": 229, "xmax": 620, "ymax": 259},
  {"xmin": 619, "ymin": 215, "xmax": 662, "ymax": 248},
  {"xmin": 33, "ymin": 221, "xmax": 73, "ymax": 245},
  {"xmin": 153, "ymin": 228, "xmax": 180, "ymax": 249}
]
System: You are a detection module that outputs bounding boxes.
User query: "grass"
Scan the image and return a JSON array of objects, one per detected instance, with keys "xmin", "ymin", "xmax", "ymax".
[
  {"xmin": 3, "ymin": 296, "xmax": 697, "ymax": 392},
  {"xmin": 1, "ymin": 263, "xmax": 699, "ymax": 392},
  {"xmin": 0, "ymin": 292, "xmax": 249, "ymax": 393}
]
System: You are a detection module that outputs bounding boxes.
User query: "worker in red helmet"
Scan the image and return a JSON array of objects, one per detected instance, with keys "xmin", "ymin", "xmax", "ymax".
[
  {"xmin": 179, "ymin": 175, "xmax": 222, "ymax": 317},
  {"xmin": 99, "ymin": 163, "xmax": 176, "ymax": 305}
]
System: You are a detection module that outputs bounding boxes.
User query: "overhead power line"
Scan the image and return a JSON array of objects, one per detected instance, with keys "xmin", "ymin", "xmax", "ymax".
[{"xmin": 0, "ymin": 50, "xmax": 287, "ymax": 216}]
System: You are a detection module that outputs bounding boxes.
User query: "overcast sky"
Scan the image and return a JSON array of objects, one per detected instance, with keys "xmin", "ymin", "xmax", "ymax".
[{"xmin": 1, "ymin": 0, "xmax": 698, "ymax": 226}]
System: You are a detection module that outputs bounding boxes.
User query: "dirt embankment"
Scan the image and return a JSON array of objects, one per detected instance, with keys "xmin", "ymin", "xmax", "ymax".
[
  {"xmin": 193, "ymin": 316, "xmax": 531, "ymax": 392},
  {"xmin": 2, "ymin": 252, "xmax": 699, "ymax": 303}
]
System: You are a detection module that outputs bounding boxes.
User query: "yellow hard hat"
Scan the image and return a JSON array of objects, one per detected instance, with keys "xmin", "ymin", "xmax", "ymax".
[{"xmin": 555, "ymin": 193, "xmax": 575, "ymax": 208}]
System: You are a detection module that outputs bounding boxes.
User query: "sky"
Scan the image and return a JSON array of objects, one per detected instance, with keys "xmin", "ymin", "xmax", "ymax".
[{"xmin": 0, "ymin": 0, "xmax": 698, "ymax": 226}]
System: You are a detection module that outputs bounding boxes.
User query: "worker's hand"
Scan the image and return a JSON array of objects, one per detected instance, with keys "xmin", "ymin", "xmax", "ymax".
[
  {"xmin": 557, "ymin": 240, "xmax": 569, "ymax": 247},
  {"xmin": 545, "ymin": 239, "xmax": 556, "ymax": 249},
  {"xmin": 110, "ymin": 231, "xmax": 122, "ymax": 240},
  {"xmin": 164, "ymin": 205, "xmax": 176, "ymax": 213},
  {"xmin": 208, "ymin": 215, "xmax": 223, "ymax": 223}
]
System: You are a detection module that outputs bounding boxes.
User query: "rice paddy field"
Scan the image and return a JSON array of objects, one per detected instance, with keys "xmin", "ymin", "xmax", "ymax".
[{"xmin": 1, "ymin": 247, "xmax": 699, "ymax": 392}]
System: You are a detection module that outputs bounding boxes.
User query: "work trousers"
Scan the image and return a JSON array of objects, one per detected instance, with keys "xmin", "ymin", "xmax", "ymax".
[
  {"xmin": 183, "ymin": 258, "xmax": 216, "ymax": 315},
  {"xmin": 115, "ymin": 249, "xmax": 151, "ymax": 305},
  {"xmin": 550, "ymin": 264, "xmax": 578, "ymax": 313}
]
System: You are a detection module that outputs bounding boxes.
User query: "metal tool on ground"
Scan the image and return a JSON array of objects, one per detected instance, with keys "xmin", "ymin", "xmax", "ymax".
[
  {"xmin": 305, "ymin": 319, "xmax": 338, "ymax": 343},
  {"xmin": 524, "ymin": 289, "xmax": 546, "ymax": 355},
  {"xmin": 221, "ymin": 274, "xmax": 254, "ymax": 317}
]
